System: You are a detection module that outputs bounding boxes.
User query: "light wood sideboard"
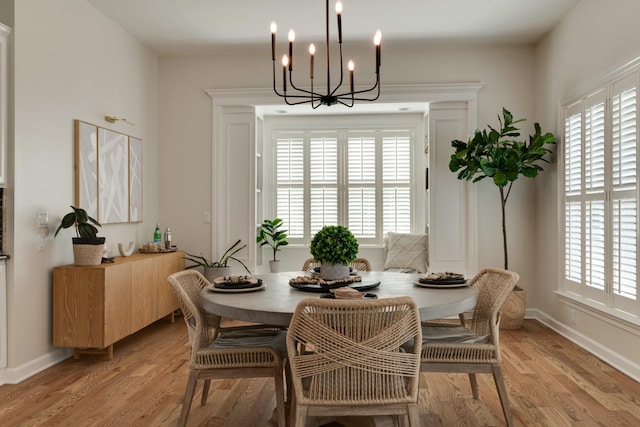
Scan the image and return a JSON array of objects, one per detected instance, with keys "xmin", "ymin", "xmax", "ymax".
[{"xmin": 53, "ymin": 251, "xmax": 184, "ymax": 359}]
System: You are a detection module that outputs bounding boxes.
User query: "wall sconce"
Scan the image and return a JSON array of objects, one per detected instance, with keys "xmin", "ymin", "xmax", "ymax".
[{"xmin": 104, "ymin": 116, "xmax": 135, "ymax": 126}]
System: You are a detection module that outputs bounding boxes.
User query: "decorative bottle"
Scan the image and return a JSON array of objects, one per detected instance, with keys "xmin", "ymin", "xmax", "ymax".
[
  {"xmin": 164, "ymin": 228, "xmax": 172, "ymax": 250},
  {"xmin": 153, "ymin": 223, "xmax": 162, "ymax": 244}
]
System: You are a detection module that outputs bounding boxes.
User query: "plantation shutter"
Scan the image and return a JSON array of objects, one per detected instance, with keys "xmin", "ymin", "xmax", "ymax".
[
  {"xmin": 347, "ymin": 132, "xmax": 376, "ymax": 238},
  {"xmin": 584, "ymin": 95, "xmax": 606, "ymax": 293},
  {"xmin": 309, "ymin": 133, "xmax": 338, "ymax": 235},
  {"xmin": 272, "ymin": 121, "xmax": 416, "ymax": 245},
  {"xmin": 382, "ymin": 132, "xmax": 412, "ymax": 234},
  {"xmin": 611, "ymin": 77, "xmax": 638, "ymax": 310},
  {"xmin": 562, "ymin": 71, "xmax": 640, "ymax": 317},
  {"xmin": 276, "ymin": 133, "xmax": 304, "ymax": 238},
  {"xmin": 564, "ymin": 109, "xmax": 582, "ymax": 284}
]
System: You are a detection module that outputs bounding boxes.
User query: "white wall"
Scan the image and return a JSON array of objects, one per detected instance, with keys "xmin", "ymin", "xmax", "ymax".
[
  {"xmin": 2, "ymin": 0, "xmax": 159, "ymax": 383},
  {"xmin": 158, "ymin": 43, "xmax": 540, "ymax": 280},
  {"xmin": 536, "ymin": 0, "xmax": 640, "ymax": 376}
]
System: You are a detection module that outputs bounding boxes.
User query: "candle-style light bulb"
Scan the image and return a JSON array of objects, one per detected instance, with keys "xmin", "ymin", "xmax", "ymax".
[
  {"xmin": 270, "ymin": 21, "xmax": 277, "ymax": 61},
  {"xmin": 309, "ymin": 43, "xmax": 316, "ymax": 78},
  {"xmin": 288, "ymin": 29, "xmax": 295, "ymax": 71},
  {"xmin": 282, "ymin": 55, "xmax": 289, "ymax": 92},
  {"xmin": 336, "ymin": 1, "xmax": 343, "ymax": 44},
  {"xmin": 374, "ymin": 30, "xmax": 382, "ymax": 71},
  {"xmin": 348, "ymin": 60, "xmax": 354, "ymax": 93}
]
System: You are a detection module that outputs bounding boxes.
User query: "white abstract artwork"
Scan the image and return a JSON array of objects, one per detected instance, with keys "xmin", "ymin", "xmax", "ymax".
[
  {"xmin": 98, "ymin": 128, "xmax": 129, "ymax": 224},
  {"xmin": 129, "ymin": 137, "xmax": 143, "ymax": 222},
  {"xmin": 75, "ymin": 121, "xmax": 98, "ymax": 220},
  {"xmin": 75, "ymin": 120, "xmax": 143, "ymax": 224}
]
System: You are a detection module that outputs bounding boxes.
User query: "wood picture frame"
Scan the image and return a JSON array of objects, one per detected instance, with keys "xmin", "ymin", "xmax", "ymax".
[{"xmin": 74, "ymin": 119, "xmax": 143, "ymax": 224}]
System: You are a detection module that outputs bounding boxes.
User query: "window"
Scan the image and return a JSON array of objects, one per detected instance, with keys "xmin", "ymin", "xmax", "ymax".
[
  {"xmin": 268, "ymin": 116, "xmax": 421, "ymax": 245},
  {"xmin": 562, "ymin": 72, "xmax": 639, "ymax": 317}
]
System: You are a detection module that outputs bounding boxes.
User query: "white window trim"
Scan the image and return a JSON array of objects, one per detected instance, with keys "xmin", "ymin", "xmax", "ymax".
[
  {"xmin": 558, "ymin": 58, "xmax": 640, "ymax": 322},
  {"xmin": 265, "ymin": 114, "xmax": 423, "ymax": 246}
]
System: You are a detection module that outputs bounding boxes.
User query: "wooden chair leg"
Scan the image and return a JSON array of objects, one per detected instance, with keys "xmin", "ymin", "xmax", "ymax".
[
  {"xmin": 285, "ymin": 359, "xmax": 293, "ymax": 405},
  {"xmin": 468, "ymin": 373, "xmax": 479, "ymax": 399},
  {"xmin": 292, "ymin": 404, "xmax": 307, "ymax": 427},
  {"xmin": 178, "ymin": 370, "xmax": 199, "ymax": 427},
  {"xmin": 201, "ymin": 379, "xmax": 211, "ymax": 405},
  {"xmin": 407, "ymin": 404, "xmax": 420, "ymax": 427},
  {"xmin": 274, "ymin": 367, "xmax": 287, "ymax": 427},
  {"xmin": 492, "ymin": 365, "xmax": 514, "ymax": 427}
]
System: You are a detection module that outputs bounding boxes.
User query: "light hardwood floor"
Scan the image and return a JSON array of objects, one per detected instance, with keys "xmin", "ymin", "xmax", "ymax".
[{"xmin": 1, "ymin": 317, "xmax": 639, "ymax": 426}]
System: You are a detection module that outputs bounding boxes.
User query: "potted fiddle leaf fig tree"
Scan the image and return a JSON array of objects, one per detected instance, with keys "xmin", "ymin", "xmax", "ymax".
[
  {"xmin": 54, "ymin": 205, "xmax": 105, "ymax": 266},
  {"xmin": 449, "ymin": 107, "xmax": 556, "ymax": 328},
  {"xmin": 310, "ymin": 225, "xmax": 359, "ymax": 280},
  {"xmin": 256, "ymin": 218, "xmax": 289, "ymax": 272}
]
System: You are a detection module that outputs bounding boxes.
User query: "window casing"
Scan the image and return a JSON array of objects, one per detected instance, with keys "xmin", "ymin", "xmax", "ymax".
[
  {"xmin": 562, "ymin": 71, "xmax": 640, "ymax": 318},
  {"xmin": 265, "ymin": 115, "xmax": 423, "ymax": 246}
]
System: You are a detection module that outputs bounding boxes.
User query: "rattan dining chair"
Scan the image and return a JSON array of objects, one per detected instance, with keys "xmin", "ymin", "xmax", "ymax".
[
  {"xmin": 301, "ymin": 258, "xmax": 320, "ymax": 272},
  {"xmin": 349, "ymin": 257, "xmax": 372, "ymax": 272},
  {"xmin": 168, "ymin": 270, "xmax": 287, "ymax": 427},
  {"xmin": 302, "ymin": 257, "xmax": 371, "ymax": 272},
  {"xmin": 417, "ymin": 267, "xmax": 519, "ymax": 426},
  {"xmin": 286, "ymin": 296, "xmax": 423, "ymax": 427}
]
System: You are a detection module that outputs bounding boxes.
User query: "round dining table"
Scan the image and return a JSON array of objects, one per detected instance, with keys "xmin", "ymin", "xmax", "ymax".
[{"xmin": 200, "ymin": 270, "xmax": 476, "ymax": 326}]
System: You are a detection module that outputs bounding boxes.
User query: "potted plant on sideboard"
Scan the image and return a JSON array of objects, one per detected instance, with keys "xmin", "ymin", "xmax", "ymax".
[
  {"xmin": 54, "ymin": 205, "xmax": 105, "ymax": 266},
  {"xmin": 310, "ymin": 225, "xmax": 359, "ymax": 280},
  {"xmin": 256, "ymin": 218, "xmax": 289, "ymax": 272},
  {"xmin": 449, "ymin": 108, "xmax": 556, "ymax": 329},
  {"xmin": 184, "ymin": 239, "xmax": 251, "ymax": 283}
]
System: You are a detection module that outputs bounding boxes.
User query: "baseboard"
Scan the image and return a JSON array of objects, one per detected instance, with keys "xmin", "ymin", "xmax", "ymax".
[
  {"xmin": 528, "ymin": 308, "xmax": 640, "ymax": 383},
  {"xmin": 0, "ymin": 347, "xmax": 72, "ymax": 385}
]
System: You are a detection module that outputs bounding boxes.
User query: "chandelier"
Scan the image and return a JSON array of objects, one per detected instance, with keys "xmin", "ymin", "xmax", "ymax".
[{"xmin": 270, "ymin": 0, "xmax": 381, "ymax": 108}]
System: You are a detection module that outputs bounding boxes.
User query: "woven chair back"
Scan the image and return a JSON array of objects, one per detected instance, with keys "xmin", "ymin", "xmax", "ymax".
[
  {"xmin": 468, "ymin": 268, "xmax": 520, "ymax": 338},
  {"xmin": 168, "ymin": 270, "xmax": 221, "ymax": 355},
  {"xmin": 287, "ymin": 296, "xmax": 422, "ymax": 406}
]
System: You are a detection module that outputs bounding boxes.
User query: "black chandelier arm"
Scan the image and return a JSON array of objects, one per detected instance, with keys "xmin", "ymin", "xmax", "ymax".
[
  {"xmin": 328, "ymin": 42, "xmax": 346, "ymax": 97},
  {"xmin": 272, "ymin": 60, "xmax": 285, "ymax": 97}
]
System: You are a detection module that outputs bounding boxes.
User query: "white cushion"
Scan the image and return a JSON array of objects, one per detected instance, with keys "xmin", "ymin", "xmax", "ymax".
[{"xmin": 384, "ymin": 232, "xmax": 429, "ymax": 274}]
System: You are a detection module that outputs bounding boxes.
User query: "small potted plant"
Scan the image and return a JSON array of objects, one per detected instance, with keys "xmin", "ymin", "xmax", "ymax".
[
  {"xmin": 310, "ymin": 225, "xmax": 359, "ymax": 280},
  {"xmin": 54, "ymin": 206, "xmax": 105, "ymax": 266},
  {"xmin": 256, "ymin": 218, "xmax": 289, "ymax": 272},
  {"xmin": 184, "ymin": 239, "xmax": 251, "ymax": 282}
]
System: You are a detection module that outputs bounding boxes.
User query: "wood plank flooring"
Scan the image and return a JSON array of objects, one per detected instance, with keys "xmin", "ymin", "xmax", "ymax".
[{"xmin": 1, "ymin": 317, "xmax": 639, "ymax": 426}]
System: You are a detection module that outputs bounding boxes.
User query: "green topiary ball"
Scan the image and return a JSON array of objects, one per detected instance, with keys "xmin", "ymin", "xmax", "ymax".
[{"xmin": 310, "ymin": 225, "xmax": 359, "ymax": 266}]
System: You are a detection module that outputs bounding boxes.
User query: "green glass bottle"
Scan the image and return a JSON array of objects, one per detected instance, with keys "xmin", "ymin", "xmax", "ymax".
[{"xmin": 153, "ymin": 223, "xmax": 161, "ymax": 244}]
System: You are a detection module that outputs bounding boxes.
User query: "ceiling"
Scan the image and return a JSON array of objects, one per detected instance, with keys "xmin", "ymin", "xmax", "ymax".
[
  {"xmin": 86, "ymin": 0, "xmax": 580, "ymax": 115},
  {"xmin": 88, "ymin": 0, "xmax": 580, "ymax": 56}
]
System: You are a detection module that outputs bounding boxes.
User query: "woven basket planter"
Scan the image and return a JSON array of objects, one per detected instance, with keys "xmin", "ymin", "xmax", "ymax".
[
  {"xmin": 72, "ymin": 237, "xmax": 106, "ymax": 266},
  {"xmin": 499, "ymin": 286, "xmax": 526, "ymax": 329}
]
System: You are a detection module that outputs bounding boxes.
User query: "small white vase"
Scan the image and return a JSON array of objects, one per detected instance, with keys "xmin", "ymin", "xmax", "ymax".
[
  {"xmin": 320, "ymin": 262, "xmax": 350, "ymax": 280},
  {"xmin": 269, "ymin": 260, "xmax": 281, "ymax": 273},
  {"xmin": 118, "ymin": 241, "xmax": 135, "ymax": 257}
]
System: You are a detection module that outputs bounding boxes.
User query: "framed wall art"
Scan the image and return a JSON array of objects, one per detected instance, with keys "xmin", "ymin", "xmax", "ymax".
[{"xmin": 74, "ymin": 119, "xmax": 143, "ymax": 224}]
